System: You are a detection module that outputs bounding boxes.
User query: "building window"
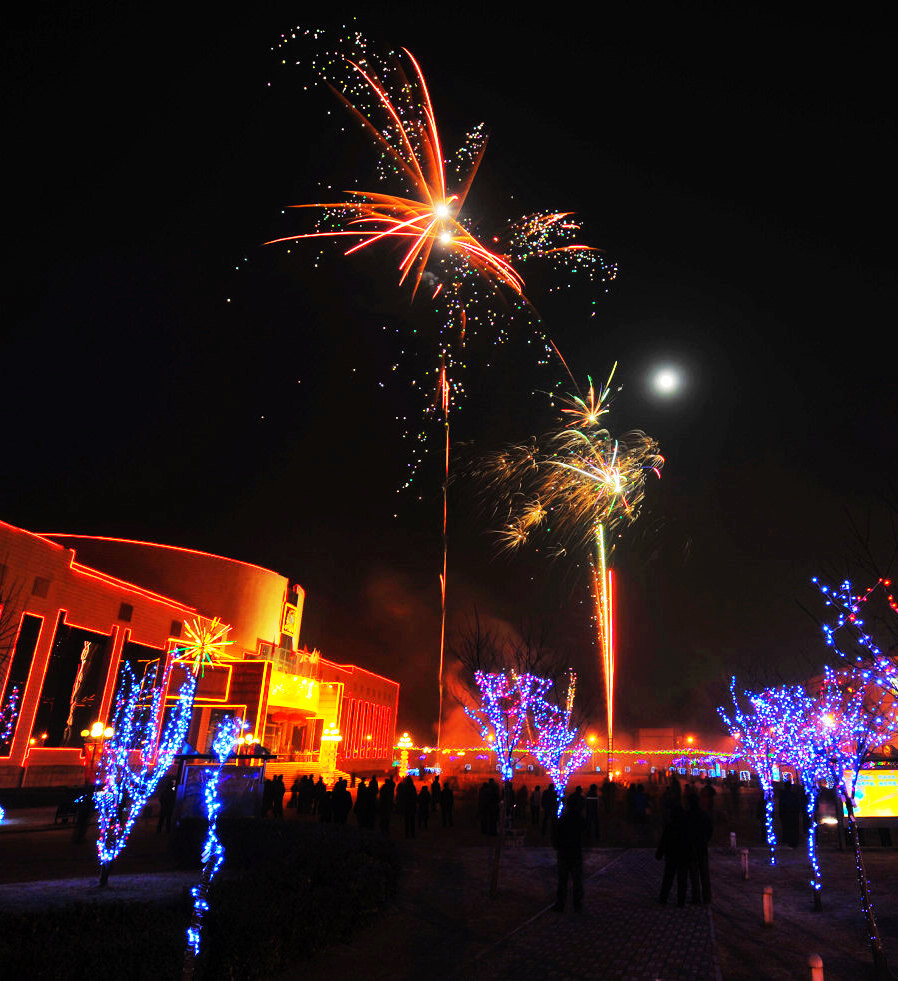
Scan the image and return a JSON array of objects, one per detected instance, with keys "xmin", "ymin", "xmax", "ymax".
[
  {"xmin": 118, "ymin": 603, "xmax": 133, "ymax": 622},
  {"xmin": 32, "ymin": 577, "xmax": 50, "ymax": 598},
  {"xmin": 170, "ymin": 620, "xmax": 182, "ymax": 638}
]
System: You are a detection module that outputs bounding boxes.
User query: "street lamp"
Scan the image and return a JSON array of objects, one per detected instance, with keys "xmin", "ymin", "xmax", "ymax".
[{"xmin": 81, "ymin": 721, "xmax": 114, "ymax": 782}]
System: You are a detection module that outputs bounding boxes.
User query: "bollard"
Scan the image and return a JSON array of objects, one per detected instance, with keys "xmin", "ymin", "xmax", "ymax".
[
  {"xmin": 763, "ymin": 886, "xmax": 774, "ymax": 925},
  {"xmin": 808, "ymin": 953, "xmax": 823, "ymax": 981},
  {"xmin": 729, "ymin": 831, "xmax": 737, "ymax": 852},
  {"xmin": 741, "ymin": 848, "xmax": 749, "ymax": 880}
]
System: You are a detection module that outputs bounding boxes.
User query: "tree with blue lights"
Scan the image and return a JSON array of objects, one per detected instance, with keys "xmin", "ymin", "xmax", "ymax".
[
  {"xmin": 95, "ymin": 661, "xmax": 196, "ymax": 886},
  {"xmin": 718, "ymin": 678, "xmax": 811, "ymax": 866},
  {"xmin": 814, "ymin": 579, "xmax": 898, "ymax": 978},
  {"xmin": 464, "ymin": 669, "xmax": 553, "ymax": 783},
  {"xmin": 531, "ymin": 671, "xmax": 590, "ymax": 814},
  {"xmin": 183, "ymin": 714, "xmax": 244, "ymax": 980}
]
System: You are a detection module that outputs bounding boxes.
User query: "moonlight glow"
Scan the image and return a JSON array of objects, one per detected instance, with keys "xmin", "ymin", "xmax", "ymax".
[{"xmin": 651, "ymin": 367, "xmax": 682, "ymax": 396}]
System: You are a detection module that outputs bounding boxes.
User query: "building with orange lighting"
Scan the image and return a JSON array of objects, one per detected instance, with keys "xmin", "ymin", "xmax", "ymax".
[{"xmin": 0, "ymin": 520, "xmax": 398, "ymax": 788}]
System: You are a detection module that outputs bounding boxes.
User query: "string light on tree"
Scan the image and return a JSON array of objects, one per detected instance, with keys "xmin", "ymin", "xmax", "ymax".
[
  {"xmin": 95, "ymin": 660, "xmax": 197, "ymax": 886},
  {"xmin": 183, "ymin": 715, "xmax": 246, "ymax": 979},
  {"xmin": 530, "ymin": 671, "xmax": 590, "ymax": 814},
  {"xmin": 464, "ymin": 670, "xmax": 552, "ymax": 782}
]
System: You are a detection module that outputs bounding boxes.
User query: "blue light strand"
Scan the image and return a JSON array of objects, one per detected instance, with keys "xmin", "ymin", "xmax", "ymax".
[
  {"xmin": 718, "ymin": 677, "xmax": 812, "ymax": 866},
  {"xmin": 0, "ymin": 685, "xmax": 20, "ymax": 745},
  {"xmin": 464, "ymin": 671, "xmax": 552, "ymax": 781},
  {"xmin": 530, "ymin": 674, "xmax": 590, "ymax": 814},
  {"xmin": 95, "ymin": 662, "xmax": 196, "ymax": 873},
  {"xmin": 184, "ymin": 715, "xmax": 245, "ymax": 973}
]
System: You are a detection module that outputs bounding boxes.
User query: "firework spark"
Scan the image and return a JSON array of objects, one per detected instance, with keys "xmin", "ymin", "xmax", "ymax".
[
  {"xmin": 481, "ymin": 366, "xmax": 662, "ymax": 762},
  {"xmin": 174, "ymin": 618, "xmax": 234, "ymax": 678}
]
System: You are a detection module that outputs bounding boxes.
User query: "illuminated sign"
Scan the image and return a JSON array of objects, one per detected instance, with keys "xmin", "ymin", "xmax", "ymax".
[
  {"xmin": 849, "ymin": 769, "xmax": 898, "ymax": 820},
  {"xmin": 281, "ymin": 603, "xmax": 298, "ymax": 637}
]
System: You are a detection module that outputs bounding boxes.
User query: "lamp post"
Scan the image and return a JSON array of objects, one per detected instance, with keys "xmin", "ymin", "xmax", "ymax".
[
  {"xmin": 397, "ymin": 732, "xmax": 413, "ymax": 778},
  {"xmin": 587, "ymin": 733, "xmax": 597, "ymax": 772},
  {"xmin": 81, "ymin": 721, "xmax": 114, "ymax": 782}
]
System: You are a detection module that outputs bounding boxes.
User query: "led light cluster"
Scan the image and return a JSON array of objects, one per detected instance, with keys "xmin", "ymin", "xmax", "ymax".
[
  {"xmin": 185, "ymin": 715, "xmax": 245, "ymax": 969},
  {"xmin": 464, "ymin": 670, "xmax": 552, "ymax": 781},
  {"xmin": 0, "ymin": 684, "xmax": 20, "ymax": 746},
  {"xmin": 719, "ymin": 678, "xmax": 812, "ymax": 866},
  {"xmin": 530, "ymin": 674, "xmax": 590, "ymax": 814},
  {"xmin": 95, "ymin": 661, "xmax": 197, "ymax": 870}
]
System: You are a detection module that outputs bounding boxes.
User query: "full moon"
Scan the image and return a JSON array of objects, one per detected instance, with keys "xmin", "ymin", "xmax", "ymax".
[{"xmin": 652, "ymin": 366, "xmax": 682, "ymax": 395}]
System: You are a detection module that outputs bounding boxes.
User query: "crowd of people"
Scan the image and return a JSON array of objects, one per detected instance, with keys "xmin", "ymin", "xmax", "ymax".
[{"xmin": 163, "ymin": 761, "xmax": 834, "ymax": 916}]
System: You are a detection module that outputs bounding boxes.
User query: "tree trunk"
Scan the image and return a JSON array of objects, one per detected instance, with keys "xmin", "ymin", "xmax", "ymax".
[
  {"xmin": 764, "ymin": 790, "xmax": 776, "ymax": 866},
  {"xmin": 804, "ymin": 784, "xmax": 822, "ymax": 910},
  {"xmin": 99, "ymin": 861, "xmax": 111, "ymax": 887},
  {"xmin": 844, "ymin": 796, "xmax": 889, "ymax": 979}
]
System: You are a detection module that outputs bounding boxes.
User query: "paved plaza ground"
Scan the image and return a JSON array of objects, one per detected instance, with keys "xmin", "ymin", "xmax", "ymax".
[{"xmin": 3, "ymin": 796, "xmax": 898, "ymax": 978}]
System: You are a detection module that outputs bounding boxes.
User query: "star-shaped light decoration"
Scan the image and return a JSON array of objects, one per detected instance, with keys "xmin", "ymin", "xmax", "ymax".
[{"xmin": 174, "ymin": 617, "xmax": 234, "ymax": 678}]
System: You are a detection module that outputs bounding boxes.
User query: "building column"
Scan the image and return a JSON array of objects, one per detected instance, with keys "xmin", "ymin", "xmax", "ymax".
[{"xmin": 9, "ymin": 611, "xmax": 60, "ymax": 766}]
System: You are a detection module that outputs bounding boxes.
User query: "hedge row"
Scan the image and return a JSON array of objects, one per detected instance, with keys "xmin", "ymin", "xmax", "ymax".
[{"xmin": 0, "ymin": 820, "xmax": 400, "ymax": 980}]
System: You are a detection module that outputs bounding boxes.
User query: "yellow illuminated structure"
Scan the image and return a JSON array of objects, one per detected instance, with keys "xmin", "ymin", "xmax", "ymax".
[
  {"xmin": 320, "ymin": 723, "xmax": 343, "ymax": 782},
  {"xmin": 397, "ymin": 732, "xmax": 413, "ymax": 777},
  {"xmin": 849, "ymin": 769, "xmax": 898, "ymax": 820}
]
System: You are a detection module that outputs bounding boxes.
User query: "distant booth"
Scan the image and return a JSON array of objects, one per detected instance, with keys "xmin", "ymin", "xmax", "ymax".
[{"xmin": 0, "ymin": 520, "xmax": 399, "ymax": 791}]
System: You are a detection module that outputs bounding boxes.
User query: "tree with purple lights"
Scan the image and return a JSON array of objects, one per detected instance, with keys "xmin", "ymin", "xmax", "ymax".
[
  {"xmin": 531, "ymin": 671, "xmax": 590, "ymax": 814},
  {"xmin": 464, "ymin": 670, "xmax": 553, "ymax": 782},
  {"xmin": 95, "ymin": 661, "xmax": 196, "ymax": 886},
  {"xmin": 718, "ymin": 678, "xmax": 811, "ymax": 866}
]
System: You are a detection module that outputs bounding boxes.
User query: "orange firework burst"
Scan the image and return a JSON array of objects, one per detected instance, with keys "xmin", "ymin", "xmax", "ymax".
[{"xmin": 268, "ymin": 34, "xmax": 609, "ymax": 306}]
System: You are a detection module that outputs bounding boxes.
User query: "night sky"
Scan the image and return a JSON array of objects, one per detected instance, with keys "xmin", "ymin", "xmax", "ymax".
[{"xmin": 4, "ymin": 5, "xmax": 896, "ymax": 740}]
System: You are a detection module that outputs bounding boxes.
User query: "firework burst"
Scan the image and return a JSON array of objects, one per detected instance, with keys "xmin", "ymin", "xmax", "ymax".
[
  {"xmin": 480, "ymin": 365, "xmax": 663, "ymax": 763},
  {"xmin": 174, "ymin": 618, "xmax": 234, "ymax": 678}
]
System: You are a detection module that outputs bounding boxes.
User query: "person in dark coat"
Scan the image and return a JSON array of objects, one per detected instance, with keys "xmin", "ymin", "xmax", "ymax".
[
  {"xmin": 530, "ymin": 785, "xmax": 542, "ymax": 826},
  {"xmin": 431, "ymin": 775, "xmax": 441, "ymax": 812},
  {"xmin": 656, "ymin": 803, "xmax": 690, "ymax": 906},
  {"xmin": 312, "ymin": 776, "xmax": 326, "ymax": 815},
  {"xmin": 319, "ymin": 789, "xmax": 334, "ymax": 822},
  {"xmin": 485, "ymin": 778, "xmax": 501, "ymax": 836},
  {"xmin": 333, "ymin": 778, "xmax": 353, "ymax": 823},
  {"xmin": 541, "ymin": 783, "xmax": 558, "ymax": 835},
  {"xmin": 418, "ymin": 785, "xmax": 431, "ymax": 829},
  {"xmin": 686, "ymin": 790, "xmax": 712, "ymax": 903},
  {"xmin": 440, "ymin": 780, "xmax": 454, "ymax": 826},
  {"xmin": 261, "ymin": 777, "xmax": 274, "ymax": 818},
  {"xmin": 272, "ymin": 774, "xmax": 286, "ymax": 819},
  {"xmin": 289, "ymin": 776, "xmax": 302, "ymax": 809},
  {"xmin": 552, "ymin": 794, "xmax": 585, "ymax": 912},
  {"xmin": 585, "ymin": 784, "xmax": 600, "ymax": 841},
  {"xmin": 478, "ymin": 781, "xmax": 489, "ymax": 834},
  {"xmin": 397, "ymin": 775, "xmax": 417, "ymax": 838},
  {"xmin": 378, "ymin": 776, "xmax": 395, "ymax": 835},
  {"xmin": 779, "ymin": 780, "xmax": 802, "ymax": 848},
  {"xmin": 156, "ymin": 775, "xmax": 176, "ymax": 833},
  {"xmin": 354, "ymin": 780, "xmax": 367, "ymax": 825},
  {"xmin": 363, "ymin": 776, "xmax": 378, "ymax": 829}
]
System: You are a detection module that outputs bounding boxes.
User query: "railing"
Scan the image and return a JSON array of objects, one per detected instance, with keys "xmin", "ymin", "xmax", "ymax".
[{"xmin": 257, "ymin": 646, "xmax": 318, "ymax": 678}]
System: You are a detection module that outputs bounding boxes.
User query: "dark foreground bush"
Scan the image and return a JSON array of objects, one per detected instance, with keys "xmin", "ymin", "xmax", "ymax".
[{"xmin": 0, "ymin": 821, "xmax": 400, "ymax": 980}]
